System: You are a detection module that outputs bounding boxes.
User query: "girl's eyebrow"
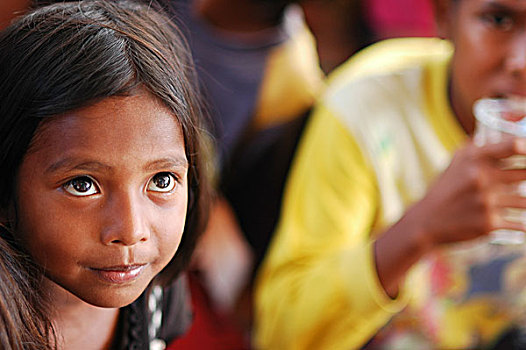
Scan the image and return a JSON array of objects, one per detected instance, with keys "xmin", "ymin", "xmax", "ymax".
[
  {"xmin": 45, "ymin": 156, "xmax": 189, "ymax": 175},
  {"xmin": 45, "ymin": 158, "xmax": 112, "ymax": 174},
  {"xmin": 143, "ymin": 157, "xmax": 189, "ymax": 171}
]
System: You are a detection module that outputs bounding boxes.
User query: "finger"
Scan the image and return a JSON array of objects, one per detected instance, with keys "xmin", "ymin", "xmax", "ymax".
[
  {"xmin": 496, "ymin": 169, "xmax": 526, "ymax": 183},
  {"xmin": 495, "ymin": 193, "xmax": 526, "ymax": 209},
  {"xmin": 477, "ymin": 137, "xmax": 526, "ymax": 159}
]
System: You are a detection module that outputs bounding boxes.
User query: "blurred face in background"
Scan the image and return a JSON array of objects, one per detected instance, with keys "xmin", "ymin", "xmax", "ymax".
[{"xmin": 440, "ymin": 0, "xmax": 526, "ymax": 131}]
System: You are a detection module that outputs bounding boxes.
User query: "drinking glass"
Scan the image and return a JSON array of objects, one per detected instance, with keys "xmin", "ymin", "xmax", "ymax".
[{"xmin": 473, "ymin": 98, "xmax": 526, "ymax": 245}]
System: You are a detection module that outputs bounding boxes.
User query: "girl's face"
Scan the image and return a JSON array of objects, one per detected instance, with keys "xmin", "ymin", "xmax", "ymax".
[
  {"xmin": 445, "ymin": 0, "xmax": 526, "ymax": 127},
  {"xmin": 15, "ymin": 92, "xmax": 189, "ymax": 308}
]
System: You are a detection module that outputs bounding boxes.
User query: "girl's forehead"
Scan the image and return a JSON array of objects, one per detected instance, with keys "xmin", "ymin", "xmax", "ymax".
[
  {"xmin": 26, "ymin": 93, "xmax": 187, "ymax": 171},
  {"xmin": 35, "ymin": 93, "xmax": 180, "ymax": 142}
]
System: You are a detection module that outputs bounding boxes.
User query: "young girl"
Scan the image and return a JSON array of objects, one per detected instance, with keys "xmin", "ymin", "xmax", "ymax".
[{"xmin": 0, "ymin": 0, "xmax": 210, "ymax": 348}]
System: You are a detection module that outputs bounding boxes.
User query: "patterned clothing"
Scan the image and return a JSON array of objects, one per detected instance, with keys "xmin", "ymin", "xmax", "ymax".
[{"xmin": 113, "ymin": 275, "xmax": 192, "ymax": 350}]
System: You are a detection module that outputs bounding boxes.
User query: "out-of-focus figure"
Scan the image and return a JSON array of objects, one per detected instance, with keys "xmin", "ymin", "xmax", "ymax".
[{"xmin": 255, "ymin": 0, "xmax": 526, "ymax": 349}]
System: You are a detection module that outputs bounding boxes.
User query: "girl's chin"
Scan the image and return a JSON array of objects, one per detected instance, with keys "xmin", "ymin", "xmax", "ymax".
[
  {"xmin": 43, "ymin": 276, "xmax": 147, "ymax": 309},
  {"xmin": 74, "ymin": 284, "xmax": 149, "ymax": 309}
]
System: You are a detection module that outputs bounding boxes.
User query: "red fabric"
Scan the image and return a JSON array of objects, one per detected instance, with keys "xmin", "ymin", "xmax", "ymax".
[
  {"xmin": 168, "ymin": 273, "xmax": 250, "ymax": 350},
  {"xmin": 366, "ymin": 0, "xmax": 436, "ymax": 39}
]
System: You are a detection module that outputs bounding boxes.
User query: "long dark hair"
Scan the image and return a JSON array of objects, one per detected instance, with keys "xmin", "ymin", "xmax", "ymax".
[
  {"xmin": 0, "ymin": 0, "xmax": 210, "ymax": 283},
  {"xmin": 0, "ymin": 234, "xmax": 55, "ymax": 350}
]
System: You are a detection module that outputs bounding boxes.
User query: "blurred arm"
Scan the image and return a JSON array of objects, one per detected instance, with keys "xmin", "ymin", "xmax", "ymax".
[{"xmin": 254, "ymin": 105, "xmax": 408, "ymax": 349}]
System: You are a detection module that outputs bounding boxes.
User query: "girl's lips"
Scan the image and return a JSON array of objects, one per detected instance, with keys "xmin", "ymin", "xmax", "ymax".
[{"xmin": 90, "ymin": 264, "xmax": 146, "ymax": 284}]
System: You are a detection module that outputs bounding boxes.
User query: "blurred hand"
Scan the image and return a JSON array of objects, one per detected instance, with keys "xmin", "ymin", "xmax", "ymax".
[
  {"xmin": 414, "ymin": 137, "xmax": 526, "ymax": 247},
  {"xmin": 376, "ymin": 137, "xmax": 526, "ymax": 297}
]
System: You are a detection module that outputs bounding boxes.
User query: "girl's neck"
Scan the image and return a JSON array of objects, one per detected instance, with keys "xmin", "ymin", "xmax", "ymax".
[{"xmin": 44, "ymin": 278, "xmax": 120, "ymax": 350}]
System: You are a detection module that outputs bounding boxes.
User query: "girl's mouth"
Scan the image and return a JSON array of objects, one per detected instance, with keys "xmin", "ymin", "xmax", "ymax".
[{"xmin": 89, "ymin": 264, "xmax": 147, "ymax": 284}]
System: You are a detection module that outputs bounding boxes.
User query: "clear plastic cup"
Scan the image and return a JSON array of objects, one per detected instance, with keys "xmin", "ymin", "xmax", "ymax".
[{"xmin": 473, "ymin": 98, "xmax": 526, "ymax": 245}]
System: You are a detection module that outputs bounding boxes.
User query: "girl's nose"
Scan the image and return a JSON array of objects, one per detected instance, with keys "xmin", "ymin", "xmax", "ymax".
[{"xmin": 100, "ymin": 192, "xmax": 150, "ymax": 246}]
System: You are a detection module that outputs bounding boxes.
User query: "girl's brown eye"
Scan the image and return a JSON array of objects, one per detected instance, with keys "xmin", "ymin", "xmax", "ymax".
[
  {"xmin": 148, "ymin": 172, "xmax": 176, "ymax": 193},
  {"xmin": 63, "ymin": 176, "xmax": 99, "ymax": 196}
]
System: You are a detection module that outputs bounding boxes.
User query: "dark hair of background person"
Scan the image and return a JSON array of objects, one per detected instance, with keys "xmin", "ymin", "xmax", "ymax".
[
  {"xmin": 0, "ymin": 0, "xmax": 211, "ymax": 285},
  {"xmin": 301, "ymin": 0, "xmax": 376, "ymax": 74},
  {"xmin": 252, "ymin": 0, "xmax": 299, "ymax": 23},
  {"xmin": 0, "ymin": 234, "xmax": 56, "ymax": 350}
]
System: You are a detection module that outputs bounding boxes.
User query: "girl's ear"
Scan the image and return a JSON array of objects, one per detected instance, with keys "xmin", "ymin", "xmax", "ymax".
[{"xmin": 432, "ymin": 0, "xmax": 453, "ymax": 39}]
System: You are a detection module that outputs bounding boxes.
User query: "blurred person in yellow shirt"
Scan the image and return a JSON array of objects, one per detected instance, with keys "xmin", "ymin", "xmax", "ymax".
[{"xmin": 255, "ymin": 0, "xmax": 526, "ymax": 348}]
